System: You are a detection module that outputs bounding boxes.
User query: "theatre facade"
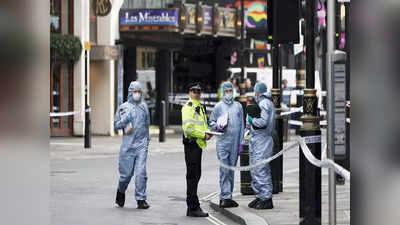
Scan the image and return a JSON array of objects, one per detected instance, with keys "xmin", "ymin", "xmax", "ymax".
[{"xmin": 50, "ymin": 0, "xmax": 268, "ymax": 136}]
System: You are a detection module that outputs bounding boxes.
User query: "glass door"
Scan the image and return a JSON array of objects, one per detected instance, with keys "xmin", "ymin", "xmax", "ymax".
[{"xmin": 50, "ymin": 63, "xmax": 73, "ymax": 136}]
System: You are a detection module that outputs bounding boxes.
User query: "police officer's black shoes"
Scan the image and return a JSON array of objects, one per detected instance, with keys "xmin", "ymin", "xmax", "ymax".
[
  {"xmin": 248, "ymin": 198, "xmax": 261, "ymax": 208},
  {"xmin": 115, "ymin": 190, "xmax": 125, "ymax": 208},
  {"xmin": 219, "ymin": 199, "xmax": 239, "ymax": 208},
  {"xmin": 186, "ymin": 207, "xmax": 209, "ymax": 217},
  {"xmin": 137, "ymin": 200, "xmax": 150, "ymax": 209},
  {"xmin": 254, "ymin": 198, "xmax": 273, "ymax": 210}
]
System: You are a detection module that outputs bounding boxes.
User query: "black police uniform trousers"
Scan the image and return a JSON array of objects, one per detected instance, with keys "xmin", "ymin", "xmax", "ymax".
[{"xmin": 184, "ymin": 141, "xmax": 203, "ymax": 211}]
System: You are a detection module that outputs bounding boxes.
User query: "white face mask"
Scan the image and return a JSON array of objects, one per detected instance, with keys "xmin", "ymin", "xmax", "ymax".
[
  {"xmin": 132, "ymin": 93, "xmax": 141, "ymax": 101},
  {"xmin": 225, "ymin": 93, "xmax": 233, "ymax": 102}
]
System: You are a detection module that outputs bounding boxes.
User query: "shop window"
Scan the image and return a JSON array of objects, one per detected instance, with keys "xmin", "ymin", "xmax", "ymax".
[
  {"xmin": 140, "ymin": 51, "xmax": 155, "ymax": 69},
  {"xmin": 141, "ymin": 52, "xmax": 146, "ymax": 69},
  {"xmin": 147, "ymin": 52, "xmax": 154, "ymax": 68}
]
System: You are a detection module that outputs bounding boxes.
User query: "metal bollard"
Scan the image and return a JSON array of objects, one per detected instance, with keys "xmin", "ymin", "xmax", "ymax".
[
  {"xmin": 159, "ymin": 100, "xmax": 166, "ymax": 142},
  {"xmin": 84, "ymin": 107, "xmax": 91, "ymax": 148}
]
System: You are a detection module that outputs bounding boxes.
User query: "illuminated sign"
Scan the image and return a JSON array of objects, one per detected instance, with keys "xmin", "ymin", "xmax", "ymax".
[
  {"xmin": 120, "ymin": 9, "xmax": 179, "ymax": 26},
  {"xmin": 218, "ymin": 7, "xmax": 237, "ymax": 37},
  {"xmin": 186, "ymin": 4, "xmax": 197, "ymax": 33},
  {"xmin": 202, "ymin": 6, "xmax": 213, "ymax": 34},
  {"xmin": 119, "ymin": 5, "xmax": 239, "ymax": 37}
]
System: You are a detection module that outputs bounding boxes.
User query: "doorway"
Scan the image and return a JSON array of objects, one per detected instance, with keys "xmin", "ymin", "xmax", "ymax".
[{"xmin": 50, "ymin": 63, "xmax": 74, "ymax": 136}]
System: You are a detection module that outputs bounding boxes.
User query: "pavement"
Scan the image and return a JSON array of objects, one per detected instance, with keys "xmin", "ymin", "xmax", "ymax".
[
  {"xmin": 50, "ymin": 127, "xmax": 350, "ymax": 225},
  {"xmin": 51, "ymin": 132, "xmax": 241, "ymax": 225},
  {"xmin": 208, "ymin": 131, "xmax": 351, "ymax": 225}
]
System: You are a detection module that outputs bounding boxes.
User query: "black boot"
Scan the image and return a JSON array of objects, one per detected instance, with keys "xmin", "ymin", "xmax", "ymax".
[
  {"xmin": 336, "ymin": 175, "xmax": 345, "ymax": 185},
  {"xmin": 219, "ymin": 199, "xmax": 239, "ymax": 208},
  {"xmin": 248, "ymin": 198, "xmax": 261, "ymax": 208},
  {"xmin": 254, "ymin": 198, "xmax": 273, "ymax": 210},
  {"xmin": 186, "ymin": 207, "xmax": 209, "ymax": 217},
  {"xmin": 115, "ymin": 190, "xmax": 125, "ymax": 208},
  {"xmin": 137, "ymin": 200, "xmax": 150, "ymax": 209}
]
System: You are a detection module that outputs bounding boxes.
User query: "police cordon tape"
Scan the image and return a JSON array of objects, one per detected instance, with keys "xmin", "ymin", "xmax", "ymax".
[
  {"xmin": 288, "ymin": 120, "xmax": 328, "ymax": 126},
  {"xmin": 169, "ymin": 97, "xmax": 308, "ymax": 117},
  {"xmin": 49, "ymin": 108, "xmax": 91, "ymax": 117},
  {"xmin": 218, "ymin": 136, "xmax": 350, "ymax": 181}
]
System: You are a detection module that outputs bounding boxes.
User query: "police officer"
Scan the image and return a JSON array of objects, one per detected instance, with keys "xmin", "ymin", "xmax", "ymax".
[{"xmin": 181, "ymin": 83, "xmax": 212, "ymax": 217}]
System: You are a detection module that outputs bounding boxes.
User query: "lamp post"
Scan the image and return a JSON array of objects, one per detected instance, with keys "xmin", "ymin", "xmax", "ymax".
[
  {"xmin": 299, "ymin": 0, "xmax": 322, "ymax": 224},
  {"xmin": 84, "ymin": 41, "xmax": 91, "ymax": 149}
]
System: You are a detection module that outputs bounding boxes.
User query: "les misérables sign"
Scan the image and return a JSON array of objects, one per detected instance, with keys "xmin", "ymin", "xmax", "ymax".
[{"xmin": 120, "ymin": 9, "xmax": 179, "ymax": 26}]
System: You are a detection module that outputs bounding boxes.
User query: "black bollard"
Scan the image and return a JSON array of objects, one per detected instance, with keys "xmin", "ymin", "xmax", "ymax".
[{"xmin": 159, "ymin": 100, "xmax": 166, "ymax": 142}]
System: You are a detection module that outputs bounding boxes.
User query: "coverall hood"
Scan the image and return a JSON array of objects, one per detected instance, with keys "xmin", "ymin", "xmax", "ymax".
[
  {"xmin": 128, "ymin": 81, "xmax": 143, "ymax": 103},
  {"xmin": 254, "ymin": 82, "xmax": 271, "ymax": 103},
  {"xmin": 221, "ymin": 81, "xmax": 234, "ymax": 104}
]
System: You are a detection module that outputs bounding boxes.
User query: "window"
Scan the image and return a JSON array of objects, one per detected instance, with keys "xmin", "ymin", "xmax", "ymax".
[
  {"xmin": 50, "ymin": 0, "xmax": 61, "ymax": 33},
  {"xmin": 50, "ymin": 0, "xmax": 73, "ymax": 34},
  {"xmin": 139, "ymin": 49, "xmax": 156, "ymax": 69},
  {"xmin": 122, "ymin": 0, "xmax": 174, "ymax": 9}
]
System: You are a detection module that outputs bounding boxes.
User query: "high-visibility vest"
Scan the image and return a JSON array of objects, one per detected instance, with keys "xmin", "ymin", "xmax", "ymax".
[{"xmin": 181, "ymin": 98, "xmax": 209, "ymax": 149}]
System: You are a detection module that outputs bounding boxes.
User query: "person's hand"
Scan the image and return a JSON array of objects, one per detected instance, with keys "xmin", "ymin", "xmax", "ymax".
[
  {"xmin": 244, "ymin": 134, "xmax": 249, "ymax": 143},
  {"xmin": 205, "ymin": 133, "xmax": 213, "ymax": 141},
  {"xmin": 247, "ymin": 115, "xmax": 254, "ymax": 124},
  {"xmin": 216, "ymin": 125, "xmax": 223, "ymax": 132},
  {"xmin": 124, "ymin": 112, "xmax": 134, "ymax": 123},
  {"xmin": 238, "ymin": 145, "xmax": 244, "ymax": 155}
]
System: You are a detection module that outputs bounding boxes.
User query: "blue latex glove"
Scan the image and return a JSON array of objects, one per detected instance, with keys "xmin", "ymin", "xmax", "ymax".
[
  {"xmin": 124, "ymin": 111, "xmax": 134, "ymax": 123},
  {"xmin": 238, "ymin": 145, "xmax": 244, "ymax": 156},
  {"xmin": 247, "ymin": 115, "xmax": 254, "ymax": 124},
  {"xmin": 216, "ymin": 125, "xmax": 223, "ymax": 132}
]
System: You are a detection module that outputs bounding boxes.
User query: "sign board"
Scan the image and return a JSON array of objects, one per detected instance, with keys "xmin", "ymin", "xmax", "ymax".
[
  {"xmin": 119, "ymin": 5, "xmax": 239, "ymax": 37},
  {"xmin": 182, "ymin": 4, "xmax": 197, "ymax": 34},
  {"xmin": 202, "ymin": 6, "xmax": 213, "ymax": 35},
  {"xmin": 293, "ymin": 20, "xmax": 304, "ymax": 55},
  {"xmin": 84, "ymin": 42, "xmax": 91, "ymax": 51},
  {"xmin": 90, "ymin": 45, "xmax": 120, "ymax": 60},
  {"xmin": 120, "ymin": 9, "xmax": 179, "ymax": 32},
  {"xmin": 218, "ymin": 7, "xmax": 237, "ymax": 37}
]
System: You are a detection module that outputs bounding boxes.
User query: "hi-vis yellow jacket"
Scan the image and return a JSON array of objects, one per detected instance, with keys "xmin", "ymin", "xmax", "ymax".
[{"xmin": 181, "ymin": 98, "xmax": 209, "ymax": 149}]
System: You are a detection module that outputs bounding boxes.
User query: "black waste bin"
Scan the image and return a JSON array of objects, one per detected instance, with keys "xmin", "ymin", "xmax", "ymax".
[{"xmin": 240, "ymin": 145, "xmax": 254, "ymax": 195}]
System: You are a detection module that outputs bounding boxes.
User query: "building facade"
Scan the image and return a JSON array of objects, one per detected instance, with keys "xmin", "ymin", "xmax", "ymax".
[{"xmin": 50, "ymin": 0, "xmax": 270, "ymax": 136}]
